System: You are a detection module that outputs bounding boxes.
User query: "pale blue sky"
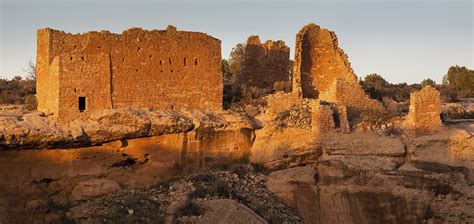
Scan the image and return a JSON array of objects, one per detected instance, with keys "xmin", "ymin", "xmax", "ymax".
[{"xmin": 0, "ymin": 0, "xmax": 472, "ymax": 84}]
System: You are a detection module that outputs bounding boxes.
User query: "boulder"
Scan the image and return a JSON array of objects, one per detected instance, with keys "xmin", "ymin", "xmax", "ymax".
[
  {"xmin": 181, "ymin": 199, "xmax": 267, "ymax": 224},
  {"xmin": 71, "ymin": 179, "xmax": 122, "ymax": 201},
  {"xmin": 265, "ymin": 166, "xmax": 316, "ymax": 206},
  {"xmin": 251, "ymin": 125, "xmax": 321, "ymax": 169}
]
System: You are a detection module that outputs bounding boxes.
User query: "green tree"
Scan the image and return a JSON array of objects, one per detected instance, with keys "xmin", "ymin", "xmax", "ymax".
[
  {"xmin": 228, "ymin": 43, "xmax": 245, "ymax": 77},
  {"xmin": 221, "ymin": 59, "xmax": 233, "ymax": 85},
  {"xmin": 360, "ymin": 73, "xmax": 389, "ymax": 100},
  {"xmin": 420, "ymin": 78, "xmax": 436, "ymax": 87},
  {"xmin": 442, "ymin": 65, "xmax": 474, "ymax": 98}
]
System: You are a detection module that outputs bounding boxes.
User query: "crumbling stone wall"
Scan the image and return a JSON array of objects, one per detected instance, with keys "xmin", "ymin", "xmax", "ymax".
[
  {"xmin": 238, "ymin": 36, "xmax": 290, "ymax": 89},
  {"xmin": 335, "ymin": 105, "xmax": 350, "ymax": 133},
  {"xmin": 36, "ymin": 26, "xmax": 223, "ymax": 122},
  {"xmin": 310, "ymin": 100, "xmax": 335, "ymax": 134},
  {"xmin": 405, "ymin": 85, "xmax": 442, "ymax": 136},
  {"xmin": 292, "ymin": 23, "xmax": 383, "ymax": 123}
]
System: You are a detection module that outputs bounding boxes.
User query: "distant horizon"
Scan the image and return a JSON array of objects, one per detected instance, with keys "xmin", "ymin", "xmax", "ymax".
[{"xmin": 1, "ymin": 0, "xmax": 472, "ymax": 84}]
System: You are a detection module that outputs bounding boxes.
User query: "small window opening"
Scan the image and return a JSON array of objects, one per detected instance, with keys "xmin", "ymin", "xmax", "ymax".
[
  {"xmin": 171, "ymin": 70, "xmax": 173, "ymax": 73},
  {"xmin": 328, "ymin": 60, "xmax": 330, "ymax": 63},
  {"xmin": 81, "ymin": 56, "xmax": 84, "ymax": 60},
  {"xmin": 70, "ymin": 56, "xmax": 73, "ymax": 60},
  {"xmin": 97, "ymin": 46, "xmax": 101, "ymax": 49},
  {"xmin": 160, "ymin": 70, "xmax": 163, "ymax": 73},
  {"xmin": 149, "ymin": 55, "xmax": 153, "ymax": 59},
  {"xmin": 159, "ymin": 60, "xmax": 162, "ymax": 65},
  {"xmin": 74, "ymin": 45, "xmax": 77, "ymax": 49},
  {"xmin": 169, "ymin": 58, "xmax": 172, "ymax": 64},
  {"xmin": 184, "ymin": 57, "xmax": 187, "ymax": 66},
  {"xmin": 62, "ymin": 41, "xmax": 65, "ymax": 44},
  {"xmin": 136, "ymin": 69, "xmax": 139, "ymax": 72},
  {"xmin": 137, "ymin": 47, "xmax": 141, "ymax": 51},
  {"xmin": 194, "ymin": 58, "xmax": 198, "ymax": 65},
  {"xmin": 78, "ymin": 97, "xmax": 86, "ymax": 112}
]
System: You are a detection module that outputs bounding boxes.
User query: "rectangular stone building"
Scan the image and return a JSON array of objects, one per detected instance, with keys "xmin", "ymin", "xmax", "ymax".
[{"xmin": 36, "ymin": 26, "xmax": 223, "ymax": 122}]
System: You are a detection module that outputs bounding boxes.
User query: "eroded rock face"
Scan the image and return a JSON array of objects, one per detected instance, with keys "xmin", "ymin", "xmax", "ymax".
[
  {"xmin": 0, "ymin": 110, "xmax": 258, "ymax": 223},
  {"xmin": 265, "ymin": 128, "xmax": 474, "ymax": 224}
]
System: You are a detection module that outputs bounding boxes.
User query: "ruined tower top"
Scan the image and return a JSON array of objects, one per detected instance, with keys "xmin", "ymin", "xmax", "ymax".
[
  {"xmin": 237, "ymin": 35, "xmax": 290, "ymax": 89},
  {"xmin": 405, "ymin": 85, "xmax": 442, "ymax": 136}
]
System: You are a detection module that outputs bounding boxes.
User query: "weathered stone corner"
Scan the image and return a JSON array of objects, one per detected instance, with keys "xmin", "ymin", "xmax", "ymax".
[{"xmin": 405, "ymin": 85, "xmax": 442, "ymax": 136}]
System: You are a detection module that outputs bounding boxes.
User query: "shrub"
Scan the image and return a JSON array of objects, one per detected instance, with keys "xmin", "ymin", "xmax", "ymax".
[{"xmin": 23, "ymin": 94, "xmax": 37, "ymax": 110}]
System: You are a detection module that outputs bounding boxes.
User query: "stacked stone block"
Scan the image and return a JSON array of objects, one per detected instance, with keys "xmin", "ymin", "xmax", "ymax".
[{"xmin": 405, "ymin": 85, "xmax": 442, "ymax": 136}]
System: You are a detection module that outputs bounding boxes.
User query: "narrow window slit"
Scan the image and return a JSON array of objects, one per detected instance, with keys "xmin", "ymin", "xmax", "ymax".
[{"xmin": 78, "ymin": 97, "xmax": 86, "ymax": 112}]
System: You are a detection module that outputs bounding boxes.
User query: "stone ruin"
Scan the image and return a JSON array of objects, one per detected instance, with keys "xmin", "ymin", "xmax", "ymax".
[
  {"xmin": 36, "ymin": 25, "xmax": 222, "ymax": 122},
  {"xmin": 290, "ymin": 23, "xmax": 384, "ymax": 132},
  {"xmin": 237, "ymin": 35, "xmax": 290, "ymax": 89},
  {"xmin": 34, "ymin": 23, "xmax": 442, "ymax": 135},
  {"xmin": 405, "ymin": 85, "xmax": 442, "ymax": 136}
]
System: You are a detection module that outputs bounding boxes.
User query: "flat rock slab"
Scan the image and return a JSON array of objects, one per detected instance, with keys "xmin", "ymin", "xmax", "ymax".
[
  {"xmin": 187, "ymin": 199, "xmax": 267, "ymax": 224},
  {"xmin": 410, "ymin": 129, "xmax": 474, "ymax": 181},
  {"xmin": 71, "ymin": 179, "xmax": 122, "ymax": 202},
  {"xmin": 323, "ymin": 132, "xmax": 406, "ymax": 156}
]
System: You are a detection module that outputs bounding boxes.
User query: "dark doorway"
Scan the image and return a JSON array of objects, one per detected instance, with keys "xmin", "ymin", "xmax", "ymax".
[{"xmin": 78, "ymin": 97, "xmax": 86, "ymax": 112}]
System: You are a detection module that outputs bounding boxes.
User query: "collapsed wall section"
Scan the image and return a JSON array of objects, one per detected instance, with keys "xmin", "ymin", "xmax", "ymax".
[
  {"xmin": 405, "ymin": 85, "xmax": 442, "ymax": 136},
  {"xmin": 238, "ymin": 35, "xmax": 290, "ymax": 89},
  {"xmin": 36, "ymin": 26, "xmax": 223, "ymax": 122},
  {"xmin": 292, "ymin": 23, "xmax": 383, "ymax": 121}
]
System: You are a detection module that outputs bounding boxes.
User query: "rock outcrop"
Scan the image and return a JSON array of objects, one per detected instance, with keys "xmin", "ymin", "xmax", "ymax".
[
  {"xmin": 264, "ymin": 128, "xmax": 474, "ymax": 224},
  {"xmin": 0, "ymin": 108, "xmax": 257, "ymax": 149}
]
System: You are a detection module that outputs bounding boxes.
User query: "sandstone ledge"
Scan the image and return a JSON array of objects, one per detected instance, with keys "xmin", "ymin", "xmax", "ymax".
[{"xmin": 0, "ymin": 108, "xmax": 257, "ymax": 150}]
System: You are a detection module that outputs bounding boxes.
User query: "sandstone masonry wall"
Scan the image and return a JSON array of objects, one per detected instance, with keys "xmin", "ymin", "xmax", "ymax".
[
  {"xmin": 36, "ymin": 26, "xmax": 223, "ymax": 122},
  {"xmin": 405, "ymin": 85, "xmax": 442, "ymax": 136},
  {"xmin": 238, "ymin": 36, "xmax": 290, "ymax": 89},
  {"xmin": 310, "ymin": 100, "xmax": 335, "ymax": 134},
  {"xmin": 292, "ymin": 23, "xmax": 382, "ymax": 115}
]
